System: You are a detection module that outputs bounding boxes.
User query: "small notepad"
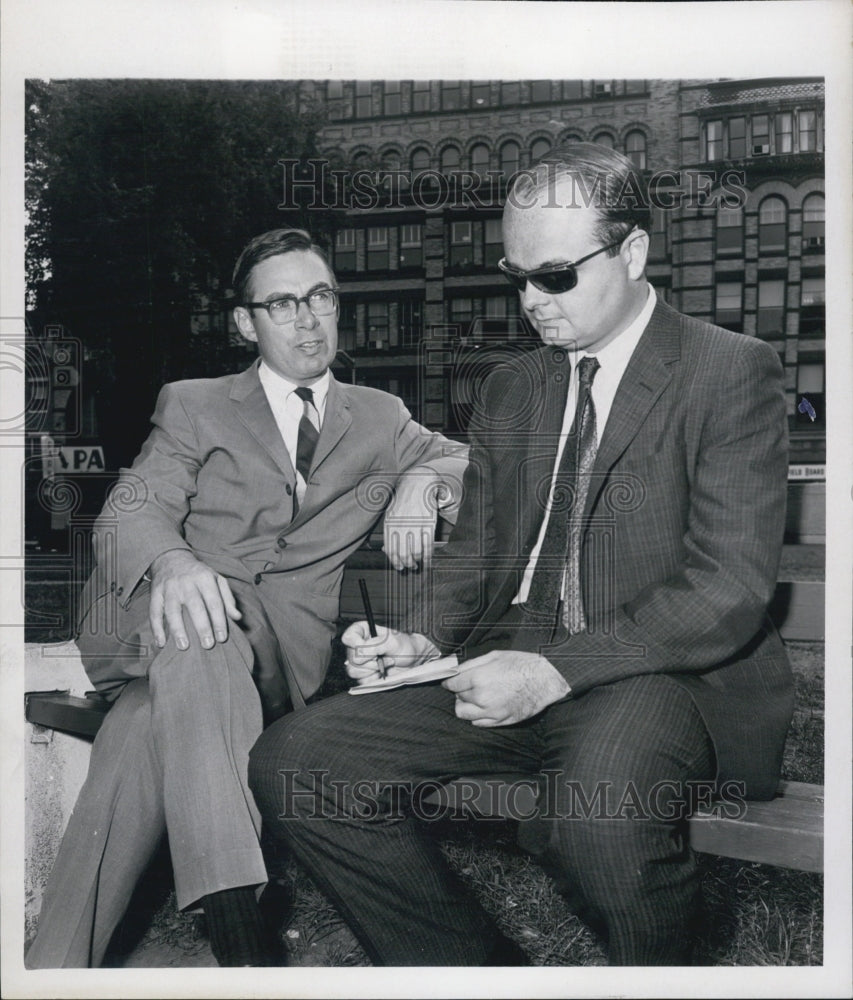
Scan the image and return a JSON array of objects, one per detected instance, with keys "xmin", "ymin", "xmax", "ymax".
[{"xmin": 348, "ymin": 656, "xmax": 459, "ymax": 695}]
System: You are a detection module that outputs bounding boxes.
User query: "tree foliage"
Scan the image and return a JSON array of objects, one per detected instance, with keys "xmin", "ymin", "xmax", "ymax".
[{"xmin": 26, "ymin": 79, "xmax": 335, "ymax": 461}]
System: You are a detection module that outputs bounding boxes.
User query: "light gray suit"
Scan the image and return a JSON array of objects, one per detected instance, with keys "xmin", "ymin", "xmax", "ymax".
[{"xmin": 27, "ymin": 362, "xmax": 467, "ymax": 967}]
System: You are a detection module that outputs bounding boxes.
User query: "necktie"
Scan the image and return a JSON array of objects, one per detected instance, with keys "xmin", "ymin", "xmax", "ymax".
[
  {"xmin": 294, "ymin": 385, "xmax": 319, "ymax": 500},
  {"xmin": 525, "ymin": 356, "xmax": 600, "ymax": 635}
]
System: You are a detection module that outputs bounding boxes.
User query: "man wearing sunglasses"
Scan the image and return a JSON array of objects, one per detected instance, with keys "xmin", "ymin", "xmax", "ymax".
[
  {"xmin": 27, "ymin": 228, "xmax": 468, "ymax": 968},
  {"xmin": 251, "ymin": 144, "xmax": 794, "ymax": 966}
]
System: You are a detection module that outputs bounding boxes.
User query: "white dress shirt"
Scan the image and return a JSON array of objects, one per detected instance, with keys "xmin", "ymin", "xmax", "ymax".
[
  {"xmin": 515, "ymin": 284, "xmax": 657, "ymax": 604},
  {"xmin": 257, "ymin": 362, "xmax": 330, "ymax": 502}
]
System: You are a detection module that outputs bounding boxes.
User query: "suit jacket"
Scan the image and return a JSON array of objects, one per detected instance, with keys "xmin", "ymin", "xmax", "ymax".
[
  {"xmin": 77, "ymin": 362, "xmax": 467, "ymax": 719},
  {"xmin": 412, "ymin": 300, "xmax": 794, "ymax": 799}
]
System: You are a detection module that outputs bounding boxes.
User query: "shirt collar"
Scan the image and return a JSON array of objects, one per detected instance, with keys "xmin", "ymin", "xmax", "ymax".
[
  {"xmin": 573, "ymin": 283, "xmax": 656, "ymax": 372},
  {"xmin": 258, "ymin": 361, "xmax": 331, "ymax": 409}
]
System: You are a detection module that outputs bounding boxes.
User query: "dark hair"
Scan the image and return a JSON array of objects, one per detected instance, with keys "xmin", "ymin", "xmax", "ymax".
[
  {"xmin": 232, "ymin": 228, "xmax": 335, "ymax": 305},
  {"xmin": 513, "ymin": 141, "xmax": 652, "ymax": 255}
]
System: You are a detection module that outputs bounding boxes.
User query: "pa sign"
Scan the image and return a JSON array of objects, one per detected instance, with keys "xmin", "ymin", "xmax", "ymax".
[{"xmin": 57, "ymin": 445, "xmax": 106, "ymax": 472}]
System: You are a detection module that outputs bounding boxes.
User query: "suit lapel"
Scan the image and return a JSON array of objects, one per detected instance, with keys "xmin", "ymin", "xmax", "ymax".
[
  {"xmin": 583, "ymin": 301, "xmax": 681, "ymax": 519},
  {"xmin": 309, "ymin": 375, "xmax": 352, "ymax": 474},
  {"xmin": 230, "ymin": 362, "xmax": 296, "ymax": 481}
]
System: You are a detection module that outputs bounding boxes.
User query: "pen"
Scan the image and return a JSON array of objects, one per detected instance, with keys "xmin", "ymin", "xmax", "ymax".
[{"xmin": 358, "ymin": 577, "xmax": 387, "ymax": 679}]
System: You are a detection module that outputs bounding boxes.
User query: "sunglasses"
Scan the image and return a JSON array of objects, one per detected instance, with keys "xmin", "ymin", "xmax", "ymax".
[{"xmin": 498, "ymin": 230, "xmax": 634, "ymax": 294}]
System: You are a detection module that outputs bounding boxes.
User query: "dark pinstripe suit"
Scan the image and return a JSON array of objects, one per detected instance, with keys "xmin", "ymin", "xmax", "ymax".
[{"xmin": 250, "ymin": 300, "xmax": 794, "ymax": 965}]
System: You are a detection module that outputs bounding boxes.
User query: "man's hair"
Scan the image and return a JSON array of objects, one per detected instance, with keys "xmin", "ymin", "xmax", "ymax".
[
  {"xmin": 513, "ymin": 141, "xmax": 652, "ymax": 255},
  {"xmin": 232, "ymin": 228, "xmax": 335, "ymax": 305}
]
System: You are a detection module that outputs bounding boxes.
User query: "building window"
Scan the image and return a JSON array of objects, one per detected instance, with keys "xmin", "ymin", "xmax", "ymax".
[
  {"xmin": 500, "ymin": 81, "xmax": 521, "ymax": 105},
  {"xmin": 757, "ymin": 279, "xmax": 785, "ymax": 337},
  {"xmin": 593, "ymin": 80, "xmax": 614, "ymax": 98},
  {"xmin": 775, "ymin": 112, "xmax": 793, "ymax": 154},
  {"xmin": 355, "ymin": 81, "xmax": 372, "ymax": 118},
  {"xmin": 440, "ymin": 145, "xmax": 461, "ymax": 174},
  {"xmin": 758, "ymin": 197, "xmax": 787, "ymax": 253},
  {"xmin": 648, "ymin": 207, "xmax": 667, "ymax": 260},
  {"xmin": 705, "ymin": 120, "xmax": 723, "ymax": 160},
  {"xmin": 802, "ymin": 193, "xmax": 825, "ymax": 249},
  {"xmin": 798, "ymin": 110, "xmax": 817, "ymax": 152},
  {"xmin": 625, "ymin": 130, "xmax": 646, "ymax": 169},
  {"xmin": 326, "ymin": 80, "xmax": 347, "ymax": 119},
  {"xmin": 367, "ymin": 303, "xmax": 389, "ymax": 345},
  {"xmin": 562, "ymin": 80, "xmax": 584, "ymax": 100},
  {"xmin": 471, "ymin": 143, "xmax": 490, "ymax": 177},
  {"xmin": 796, "ymin": 362, "xmax": 824, "ymax": 425},
  {"xmin": 592, "ymin": 131, "xmax": 615, "ymax": 149},
  {"xmin": 441, "ymin": 81, "xmax": 461, "ymax": 110},
  {"xmin": 530, "ymin": 138, "xmax": 552, "ymax": 163},
  {"xmin": 410, "ymin": 147, "xmax": 430, "ymax": 176},
  {"xmin": 412, "ymin": 81, "xmax": 430, "ymax": 112},
  {"xmin": 715, "ymin": 282, "xmax": 743, "ymax": 332},
  {"xmin": 751, "ymin": 114, "xmax": 771, "ymax": 155},
  {"xmin": 799, "ymin": 277, "xmax": 825, "ymax": 338},
  {"xmin": 499, "ymin": 141, "xmax": 520, "ymax": 179},
  {"xmin": 398, "ymin": 299, "xmax": 424, "ymax": 346},
  {"xmin": 449, "ymin": 222, "xmax": 474, "ymax": 267},
  {"xmin": 624, "ymin": 79, "xmax": 646, "ymax": 95},
  {"xmin": 334, "ymin": 228, "xmax": 357, "ymax": 272},
  {"xmin": 484, "ymin": 219, "xmax": 503, "ymax": 268},
  {"xmin": 366, "ymin": 227, "xmax": 389, "ymax": 271},
  {"xmin": 449, "ymin": 299, "xmax": 474, "ymax": 332},
  {"xmin": 470, "ymin": 81, "xmax": 491, "ymax": 107},
  {"xmin": 728, "ymin": 117, "xmax": 747, "ymax": 159},
  {"xmin": 338, "ymin": 299, "xmax": 357, "ymax": 352},
  {"xmin": 530, "ymin": 80, "xmax": 551, "ymax": 102},
  {"xmin": 399, "ymin": 224, "xmax": 422, "ymax": 269},
  {"xmin": 717, "ymin": 205, "xmax": 744, "ymax": 254},
  {"xmin": 383, "ymin": 81, "xmax": 401, "ymax": 116}
]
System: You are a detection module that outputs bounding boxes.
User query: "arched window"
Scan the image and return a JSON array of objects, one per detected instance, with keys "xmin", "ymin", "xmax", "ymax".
[
  {"xmin": 802, "ymin": 193, "xmax": 825, "ymax": 249},
  {"xmin": 530, "ymin": 138, "xmax": 552, "ymax": 163},
  {"xmin": 499, "ymin": 141, "xmax": 520, "ymax": 179},
  {"xmin": 410, "ymin": 147, "xmax": 430, "ymax": 176},
  {"xmin": 625, "ymin": 130, "xmax": 647, "ymax": 169},
  {"xmin": 470, "ymin": 143, "xmax": 490, "ymax": 177},
  {"xmin": 592, "ymin": 132, "xmax": 615, "ymax": 149},
  {"xmin": 758, "ymin": 197, "xmax": 787, "ymax": 252},
  {"xmin": 440, "ymin": 146, "xmax": 461, "ymax": 174},
  {"xmin": 716, "ymin": 205, "xmax": 744, "ymax": 254}
]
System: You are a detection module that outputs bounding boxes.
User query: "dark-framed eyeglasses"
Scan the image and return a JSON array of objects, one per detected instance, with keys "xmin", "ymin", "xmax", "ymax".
[
  {"xmin": 244, "ymin": 287, "xmax": 339, "ymax": 325},
  {"xmin": 497, "ymin": 230, "xmax": 635, "ymax": 295}
]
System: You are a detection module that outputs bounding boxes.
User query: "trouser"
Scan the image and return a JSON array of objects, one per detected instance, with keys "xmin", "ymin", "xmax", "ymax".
[
  {"xmin": 249, "ymin": 672, "xmax": 715, "ymax": 966},
  {"xmin": 25, "ymin": 625, "xmax": 266, "ymax": 968}
]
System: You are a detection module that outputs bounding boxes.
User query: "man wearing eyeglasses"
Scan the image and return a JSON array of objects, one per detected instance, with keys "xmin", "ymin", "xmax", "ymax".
[
  {"xmin": 27, "ymin": 228, "xmax": 468, "ymax": 968},
  {"xmin": 250, "ymin": 145, "xmax": 794, "ymax": 966}
]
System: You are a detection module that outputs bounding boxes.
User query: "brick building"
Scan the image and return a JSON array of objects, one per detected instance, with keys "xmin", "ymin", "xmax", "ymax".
[{"xmin": 277, "ymin": 77, "xmax": 825, "ymax": 465}]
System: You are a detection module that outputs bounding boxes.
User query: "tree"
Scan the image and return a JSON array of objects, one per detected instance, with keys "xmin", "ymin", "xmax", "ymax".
[{"xmin": 26, "ymin": 79, "xmax": 337, "ymax": 466}]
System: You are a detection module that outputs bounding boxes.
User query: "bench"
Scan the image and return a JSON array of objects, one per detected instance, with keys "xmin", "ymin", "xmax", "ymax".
[{"xmin": 25, "ymin": 688, "xmax": 824, "ymax": 875}]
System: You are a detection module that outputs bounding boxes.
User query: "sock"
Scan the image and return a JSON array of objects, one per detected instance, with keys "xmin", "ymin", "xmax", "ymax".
[{"xmin": 202, "ymin": 886, "xmax": 269, "ymax": 967}]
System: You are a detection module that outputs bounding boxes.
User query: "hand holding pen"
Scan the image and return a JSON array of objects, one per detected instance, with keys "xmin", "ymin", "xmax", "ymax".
[{"xmin": 358, "ymin": 578, "xmax": 388, "ymax": 679}]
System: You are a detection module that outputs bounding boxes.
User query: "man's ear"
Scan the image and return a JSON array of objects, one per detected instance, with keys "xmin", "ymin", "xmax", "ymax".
[
  {"xmin": 625, "ymin": 229, "xmax": 650, "ymax": 280},
  {"xmin": 233, "ymin": 306, "xmax": 258, "ymax": 344}
]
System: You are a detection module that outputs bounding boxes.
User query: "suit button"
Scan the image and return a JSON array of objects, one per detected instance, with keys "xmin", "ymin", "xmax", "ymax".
[
  {"xmin": 254, "ymin": 573, "xmax": 262, "ymax": 585},
  {"xmin": 285, "ymin": 484, "xmax": 293, "ymax": 496},
  {"xmin": 116, "ymin": 586, "xmax": 124, "ymax": 596},
  {"xmin": 277, "ymin": 537, "xmax": 287, "ymax": 550}
]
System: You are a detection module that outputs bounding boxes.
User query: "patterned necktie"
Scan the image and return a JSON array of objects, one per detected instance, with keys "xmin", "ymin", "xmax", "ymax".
[
  {"xmin": 294, "ymin": 385, "xmax": 319, "ymax": 488},
  {"xmin": 525, "ymin": 355, "xmax": 600, "ymax": 635}
]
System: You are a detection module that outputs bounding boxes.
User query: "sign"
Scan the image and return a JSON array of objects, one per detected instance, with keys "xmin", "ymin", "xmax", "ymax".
[
  {"xmin": 788, "ymin": 464, "xmax": 825, "ymax": 481},
  {"xmin": 41, "ymin": 436, "xmax": 106, "ymax": 474}
]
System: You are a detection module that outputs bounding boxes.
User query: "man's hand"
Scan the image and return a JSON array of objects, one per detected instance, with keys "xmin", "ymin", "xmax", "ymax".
[
  {"xmin": 147, "ymin": 549, "xmax": 242, "ymax": 651},
  {"xmin": 341, "ymin": 621, "xmax": 440, "ymax": 681},
  {"xmin": 383, "ymin": 467, "xmax": 448, "ymax": 572},
  {"xmin": 442, "ymin": 650, "xmax": 570, "ymax": 727}
]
